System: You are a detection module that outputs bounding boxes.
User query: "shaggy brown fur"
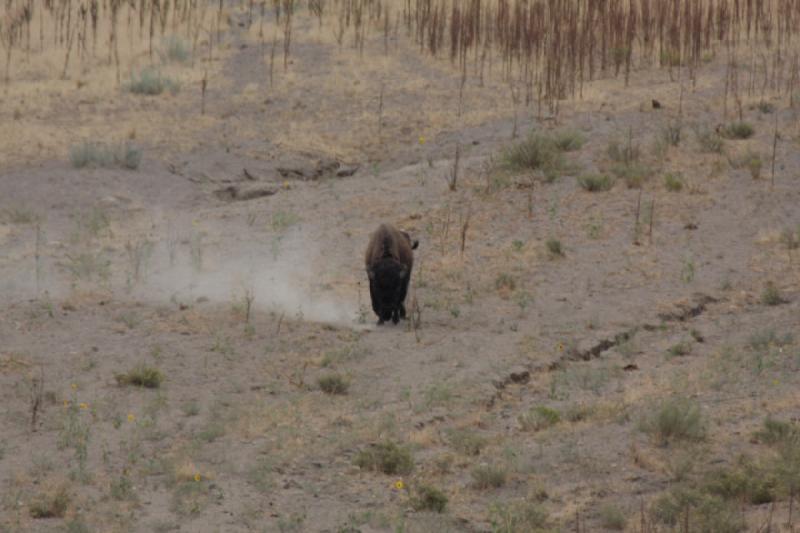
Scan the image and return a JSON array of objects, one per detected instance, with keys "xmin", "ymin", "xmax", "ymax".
[{"xmin": 365, "ymin": 224, "xmax": 418, "ymax": 325}]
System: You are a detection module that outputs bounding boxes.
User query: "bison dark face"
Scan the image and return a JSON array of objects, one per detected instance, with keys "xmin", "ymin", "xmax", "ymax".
[
  {"xmin": 367, "ymin": 259, "xmax": 409, "ymax": 324},
  {"xmin": 365, "ymin": 223, "xmax": 417, "ymax": 326}
]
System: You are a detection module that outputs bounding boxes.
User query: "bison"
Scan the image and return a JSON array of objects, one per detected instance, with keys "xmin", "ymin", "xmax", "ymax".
[{"xmin": 365, "ymin": 223, "xmax": 419, "ymax": 325}]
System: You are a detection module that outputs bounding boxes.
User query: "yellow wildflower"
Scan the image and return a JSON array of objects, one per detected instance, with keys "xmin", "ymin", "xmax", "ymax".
[
  {"xmin": 127, "ymin": 413, "xmax": 136, "ymax": 422},
  {"xmin": 557, "ymin": 343, "xmax": 564, "ymax": 352},
  {"xmin": 194, "ymin": 473, "xmax": 201, "ymax": 482},
  {"xmin": 63, "ymin": 399, "xmax": 69, "ymax": 408},
  {"xmin": 418, "ymin": 136, "xmax": 426, "ymax": 145},
  {"xmin": 71, "ymin": 383, "xmax": 77, "ymax": 391},
  {"xmin": 394, "ymin": 479, "xmax": 405, "ymax": 490},
  {"xmin": 79, "ymin": 402, "xmax": 89, "ymax": 410}
]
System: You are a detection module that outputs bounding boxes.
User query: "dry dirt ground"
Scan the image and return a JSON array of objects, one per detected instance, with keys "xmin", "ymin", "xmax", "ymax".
[{"xmin": 2, "ymin": 2, "xmax": 800, "ymax": 533}]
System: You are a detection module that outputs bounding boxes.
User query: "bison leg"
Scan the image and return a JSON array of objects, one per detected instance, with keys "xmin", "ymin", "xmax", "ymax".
[
  {"xmin": 391, "ymin": 309, "xmax": 400, "ymax": 324},
  {"xmin": 398, "ymin": 271, "xmax": 411, "ymax": 319},
  {"xmin": 368, "ymin": 279, "xmax": 381, "ymax": 318}
]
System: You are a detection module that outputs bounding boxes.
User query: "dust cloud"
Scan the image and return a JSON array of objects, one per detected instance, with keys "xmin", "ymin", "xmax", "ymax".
[{"xmin": 2, "ymin": 214, "xmax": 366, "ymax": 328}]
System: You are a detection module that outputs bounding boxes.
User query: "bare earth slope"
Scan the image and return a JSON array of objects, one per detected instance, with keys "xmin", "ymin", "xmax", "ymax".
[{"xmin": 1, "ymin": 2, "xmax": 800, "ymax": 532}]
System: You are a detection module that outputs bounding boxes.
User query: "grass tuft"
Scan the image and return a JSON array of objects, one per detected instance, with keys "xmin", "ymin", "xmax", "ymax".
[
  {"xmin": 720, "ymin": 121, "xmax": 755, "ymax": 139},
  {"xmin": 410, "ymin": 485, "xmax": 448, "ymax": 513},
  {"xmin": 489, "ymin": 501, "xmax": 549, "ymax": 531},
  {"xmin": 640, "ymin": 397, "xmax": 705, "ymax": 446},
  {"xmin": 128, "ymin": 66, "xmax": 180, "ymax": 95},
  {"xmin": 29, "ymin": 486, "xmax": 70, "ymax": 518},
  {"xmin": 598, "ymin": 504, "xmax": 626, "ymax": 530},
  {"xmin": 115, "ymin": 365, "xmax": 164, "ymax": 388},
  {"xmin": 611, "ymin": 162, "xmax": 651, "ymax": 189},
  {"xmin": 499, "ymin": 133, "xmax": 567, "ymax": 182},
  {"xmin": 354, "ymin": 441, "xmax": 414, "ymax": 475},
  {"xmin": 545, "ymin": 238, "xmax": 564, "ymax": 258},
  {"xmin": 577, "ymin": 173, "xmax": 614, "ymax": 192},
  {"xmin": 471, "ymin": 464, "xmax": 507, "ymax": 489},
  {"xmin": 551, "ymin": 129, "xmax": 586, "ymax": 152},
  {"xmin": 162, "ymin": 35, "xmax": 190, "ymax": 63},
  {"xmin": 664, "ymin": 172, "xmax": 684, "ymax": 192},
  {"xmin": 317, "ymin": 374, "xmax": 349, "ymax": 395},
  {"xmin": 518, "ymin": 406, "xmax": 560, "ymax": 432},
  {"xmin": 754, "ymin": 417, "xmax": 799, "ymax": 446},
  {"xmin": 651, "ymin": 487, "xmax": 743, "ymax": 531},
  {"xmin": 696, "ymin": 127, "xmax": 724, "ymax": 153},
  {"xmin": 70, "ymin": 141, "xmax": 142, "ymax": 169},
  {"xmin": 446, "ymin": 428, "xmax": 487, "ymax": 456},
  {"xmin": 761, "ymin": 282, "xmax": 784, "ymax": 306}
]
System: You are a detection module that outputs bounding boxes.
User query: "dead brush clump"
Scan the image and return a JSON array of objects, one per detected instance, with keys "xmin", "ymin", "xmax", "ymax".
[
  {"xmin": 354, "ymin": 441, "xmax": 414, "ymax": 475},
  {"xmin": 446, "ymin": 428, "xmax": 487, "ymax": 456},
  {"xmin": 471, "ymin": 463, "xmax": 507, "ymax": 489},
  {"xmin": 29, "ymin": 485, "xmax": 70, "ymax": 518}
]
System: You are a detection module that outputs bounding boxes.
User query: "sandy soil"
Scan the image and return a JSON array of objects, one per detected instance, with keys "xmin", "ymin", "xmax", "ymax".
[{"xmin": 1, "ymin": 1, "xmax": 800, "ymax": 532}]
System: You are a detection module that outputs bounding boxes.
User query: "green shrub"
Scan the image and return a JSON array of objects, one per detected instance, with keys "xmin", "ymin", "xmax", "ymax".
[
  {"xmin": 664, "ymin": 172, "xmax": 684, "ymax": 192},
  {"xmin": 780, "ymin": 226, "xmax": 800, "ymax": 250},
  {"xmin": 696, "ymin": 128, "xmax": 724, "ymax": 153},
  {"xmin": 721, "ymin": 121, "xmax": 754, "ymax": 140},
  {"xmin": 500, "ymin": 133, "xmax": 566, "ymax": 182},
  {"xmin": 607, "ymin": 138, "xmax": 640, "ymax": 164},
  {"xmin": 730, "ymin": 150, "xmax": 763, "ymax": 179},
  {"xmin": 640, "ymin": 397, "xmax": 705, "ymax": 446},
  {"xmin": 70, "ymin": 141, "xmax": 142, "ymax": 170},
  {"xmin": 703, "ymin": 459, "xmax": 777, "ymax": 504},
  {"xmin": 495, "ymin": 273, "xmax": 516, "ymax": 292},
  {"xmin": 489, "ymin": 501, "xmax": 549, "ymax": 532},
  {"xmin": 598, "ymin": 504, "xmax": 626, "ymax": 530},
  {"xmin": 446, "ymin": 429, "xmax": 486, "ymax": 456},
  {"xmin": 667, "ymin": 342, "xmax": 692, "ymax": 357},
  {"xmin": 162, "ymin": 35, "xmax": 190, "ymax": 63},
  {"xmin": 761, "ymin": 282, "xmax": 784, "ymax": 306},
  {"xmin": 651, "ymin": 488, "xmax": 743, "ymax": 532},
  {"xmin": 317, "ymin": 374, "xmax": 349, "ymax": 395},
  {"xmin": 577, "ymin": 174, "xmax": 614, "ymax": 192},
  {"xmin": 757, "ymin": 101, "xmax": 775, "ymax": 114},
  {"xmin": 545, "ymin": 238, "xmax": 563, "ymax": 257},
  {"xmin": 411, "ymin": 485, "xmax": 448, "ymax": 513},
  {"xmin": 755, "ymin": 417, "xmax": 800, "ymax": 446},
  {"xmin": 552, "ymin": 130, "xmax": 586, "ymax": 152},
  {"xmin": 354, "ymin": 442, "xmax": 414, "ymax": 475},
  {"xmin": 128, "ymin": 66, "xmax": 180, "ymax": 95},
  {"xmin": 611, "ymin": 162, "xmax": 651, "ymax": 189},
  {"xmin": 518, "ymin": 406, "xmax": 560, "ymax": 432},
  {"xmin": 115, "ymin": 365, "xmax": 163, "ymax": 388}
]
